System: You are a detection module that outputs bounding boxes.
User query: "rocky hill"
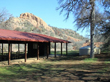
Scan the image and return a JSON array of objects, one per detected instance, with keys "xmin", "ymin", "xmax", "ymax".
[
  {"xmin": 20, "ymin": 13, "xmax": 55, "ymax": 33},
  {"xmin": 0, "ymin": 13, "xmax": 88, "ymax": 50}
]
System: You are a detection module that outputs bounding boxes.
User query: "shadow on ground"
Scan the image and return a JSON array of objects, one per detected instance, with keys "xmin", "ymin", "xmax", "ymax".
[
  {"xmin": 0, "ymin": 54, "xmax": 110, "ymax": 82},
  {"xmin": 0, "ymin": 63, "xmax": 110, "ymax": 82},
  {"xmin": 48, "ymin": 53, "xmax": 110, "ymax": 61}
]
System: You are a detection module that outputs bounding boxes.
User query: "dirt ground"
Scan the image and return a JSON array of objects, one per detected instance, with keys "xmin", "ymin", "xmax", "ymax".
[{"xmin": 0, "ymin": 53, "xmax": 110, "ymax": 82}]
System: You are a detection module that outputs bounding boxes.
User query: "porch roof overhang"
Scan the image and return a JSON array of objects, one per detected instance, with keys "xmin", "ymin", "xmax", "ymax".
[{"xmin": 0, "ymin": 29, "xmax": 71, "ymax": 43}]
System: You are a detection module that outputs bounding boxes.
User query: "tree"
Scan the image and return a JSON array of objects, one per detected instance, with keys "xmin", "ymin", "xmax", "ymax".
[
  {"xmin": 0, "ymin": 8, "xmax": 12, "ymax": 29},
  {"xmin": 100, "ymin": 19, "xmax": 110, "ymax": 52},
  {"xmin": 0, "ymin": 9, "xmax": 9, "ymax": 23},
  {"xmin": 57, "ymin": 0, "xmax": 105, "ymax": 58},
  {"xmin": 94, "ymin": 0, "xmax": 110, "ymax": 52}
]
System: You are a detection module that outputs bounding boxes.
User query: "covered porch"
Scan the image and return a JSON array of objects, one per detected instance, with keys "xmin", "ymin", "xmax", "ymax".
[
  {"xmin": 0, "ymin": 41, "xmax": 69, "ymax": 65},
  {"xmin": 0, "ymin": 29, "xmax": 70, "ymax": 65}
]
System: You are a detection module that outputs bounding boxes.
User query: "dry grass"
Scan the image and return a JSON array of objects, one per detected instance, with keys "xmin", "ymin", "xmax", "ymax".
[{"xmin": 0, "ymin": 54, "xmax": 110, "ymax": 82}]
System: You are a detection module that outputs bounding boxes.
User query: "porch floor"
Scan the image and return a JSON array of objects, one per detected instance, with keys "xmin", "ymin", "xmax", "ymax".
[{"xmin": 0, "ymin": 54, "xmax": 61, "ymax": 66}]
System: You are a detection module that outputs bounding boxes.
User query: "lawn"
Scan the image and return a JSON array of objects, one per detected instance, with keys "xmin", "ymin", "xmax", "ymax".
[
  {"xmin": 50, "ymin": 50, "xmax": 79, "ymax": 55},
  {"xmin": 0, "ymin": 52, "xmax": 110, "ymax": 82}
]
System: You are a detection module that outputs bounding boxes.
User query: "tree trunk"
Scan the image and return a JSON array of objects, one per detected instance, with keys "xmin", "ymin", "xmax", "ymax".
[{"xmin": 90, "ymin": 0, "xmax": 95, "ymax": 58}]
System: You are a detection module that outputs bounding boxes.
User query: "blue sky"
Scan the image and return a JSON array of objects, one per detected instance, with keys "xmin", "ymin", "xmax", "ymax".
[{"xmin": 0, "ymin": 0, "xmax": 89, "ymax": 37}]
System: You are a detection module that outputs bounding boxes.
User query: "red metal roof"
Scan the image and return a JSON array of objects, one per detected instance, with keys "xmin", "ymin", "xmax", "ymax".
[{"xmin": 0, "ymin": 29, "xmax": 70, "ymax": 43}]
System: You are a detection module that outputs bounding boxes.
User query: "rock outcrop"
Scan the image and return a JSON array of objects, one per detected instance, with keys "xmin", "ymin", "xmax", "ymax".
[{"xmin": 20, "ymin": 13, "xmax": 54, "ymax": 33}]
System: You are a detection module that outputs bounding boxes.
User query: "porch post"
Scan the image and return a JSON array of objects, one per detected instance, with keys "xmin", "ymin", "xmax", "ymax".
[
  {"xmin": 47, "ymin": 43, "xmax": 49, "ymax": 59},
  {"xmin": 66, "ymin": 43, "xmax": 68, "ymax": 55},
  {"xmin": 2, "ymin": 43, "xmax": 3, "ymax": 60},
  {"xmin": 10, "ymin": 44, "xmax": 12, "ymax": 59},
  {"xmin": 18, "ymin": 44, "xmax": 20, "ymax": 53},
  {"xmin": 61, "ymin": 43, "xmax": 62, "ymax": 56},
  {"xmin": 49, "ymin": 42, "xmax": 51, "ymax": 55},
  {"xmin": 25, "ymin": 43, "xmax": 27, "ymax": 62},
  {"xmin": 11, "ymin": 44, "xmax": 12, "ymax": 55},
  {"xmin": 54, "ymin": 42, "xmax": 56, "ymax": 58},
  {"xmin": 8, "ymin": 42, "xmax": 11, "ymax": 65},
  {"xmin": 37, "ymin": 43, "xmax": 39, "ymax": 60}
]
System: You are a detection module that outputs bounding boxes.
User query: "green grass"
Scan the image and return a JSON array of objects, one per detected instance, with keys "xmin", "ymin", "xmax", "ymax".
[
  {"xmin": 0, "ymin": 53, "xmax": 8, "ymax": 55},
  {"xmin": 104, "ymin": 61, "xmax": 110, "ymax": 64},
  {"xmin": 101, "ymin": 50, "xmax": 110, "ymax": 53},
  {"xmin": 0, "ymin": 51, "xmax": 79, "ymax": 56},
  {"xmin": 0, "ymin": 54, "xmax": 110, "ymax": 82},
  {"xmin": 98, "ymin": 67, "xmax": 110, "ymax": 73},
  {"xmin": 83, "ymin": 58, "xmax": 98, "ymax": 63},
  {"xmin": 0, "ymin": 52, "xmax": 25, "ymax": 55},
  {"xmin": 0, "ymin": 61, "xmax": 109, "ymax": 81},
  {"xmin": 50, "ymin": 50, "xmax": 79, "ymax": 55},
  {"xmin": 103, "ymin": 59, "xmax": 110, "ymax": 64}
]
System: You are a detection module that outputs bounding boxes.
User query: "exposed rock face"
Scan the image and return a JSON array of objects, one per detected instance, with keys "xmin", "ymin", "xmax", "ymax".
[{"xmin": 20, "ymin": 13, "xmax": 54, "ymax": 33}]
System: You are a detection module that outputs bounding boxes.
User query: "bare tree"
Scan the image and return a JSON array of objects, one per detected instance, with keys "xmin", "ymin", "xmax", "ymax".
[
  {"xmin": 94, "ymin": 0, "xmax": 110, "ymax": 52},
  {"xmin": 0, "ymin": 9, "xmax": 9, "ymax": 23},
  {"xmin": 0, "ymin": 8, "xmax": 12, "ymax": 30},
  {"xmin": 57, "ymin": 0, "xmax": 106, "ymax": 58}
]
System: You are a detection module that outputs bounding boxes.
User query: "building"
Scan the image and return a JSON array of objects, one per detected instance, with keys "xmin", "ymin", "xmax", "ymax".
[{"xmin": 0, "ymin": 29, "xmax": 70, "ymax": 65}]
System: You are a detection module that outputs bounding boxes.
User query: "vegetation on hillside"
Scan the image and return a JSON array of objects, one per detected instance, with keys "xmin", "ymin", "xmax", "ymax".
[
  {"xmin": 0, "ymin": 12, "xmax": 107, "ymax": 51},
  {"xmin": 0, "ymin": 16, "xmax": 88, "ymax": 50}
]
